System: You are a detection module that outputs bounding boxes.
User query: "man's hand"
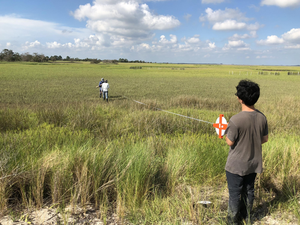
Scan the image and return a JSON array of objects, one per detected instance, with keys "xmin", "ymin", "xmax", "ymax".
[{"xmin": 262, "ymin": 135, "xmax": 268, "ymax": 144}]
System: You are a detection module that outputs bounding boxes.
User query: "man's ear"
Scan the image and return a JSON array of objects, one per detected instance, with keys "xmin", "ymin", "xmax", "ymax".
[{"xmin": 237, "ymin": 97, "xmax": 243, "ymax": 105}]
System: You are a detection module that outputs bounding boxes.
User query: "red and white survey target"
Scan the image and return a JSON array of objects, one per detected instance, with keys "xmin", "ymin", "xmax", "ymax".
[{"xmin": 213, "ymin": 114, "xmax": 228, "ymax": 139}]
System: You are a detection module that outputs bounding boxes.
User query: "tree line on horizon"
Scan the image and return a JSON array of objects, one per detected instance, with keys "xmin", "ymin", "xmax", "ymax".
[{"xmin": 0, "ymin": 49, "xmax": 148, "ymax": 64}]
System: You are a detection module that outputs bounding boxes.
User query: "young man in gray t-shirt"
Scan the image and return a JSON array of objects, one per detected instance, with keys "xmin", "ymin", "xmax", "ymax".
[{"xmin": 225, "ymin": 80, "xmax": 268, "ymax": 224}]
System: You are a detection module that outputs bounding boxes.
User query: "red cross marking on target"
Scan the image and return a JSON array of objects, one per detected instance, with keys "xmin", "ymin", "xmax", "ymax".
[{"xmin": 213, "ymin": 114, "xmax": 228, "ymax": 139}]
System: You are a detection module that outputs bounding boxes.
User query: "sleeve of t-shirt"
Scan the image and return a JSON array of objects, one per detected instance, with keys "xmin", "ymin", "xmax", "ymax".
[
  {"xmin": 263, "ymin": 120, "xmax": 268, "ymax": 136},
  {"xmin": 225, "ymin": 120, "xmax": 238, "ymax": 142}
]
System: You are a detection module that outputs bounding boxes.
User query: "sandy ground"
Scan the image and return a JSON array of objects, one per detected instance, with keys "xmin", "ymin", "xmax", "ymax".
[
  {"xmin": 0, "ymin": 205, "xmax": 124, "ymax": 225},
  {"xmin": 0, "ymin": 206, "xmax": 298, "ymax": 225}
]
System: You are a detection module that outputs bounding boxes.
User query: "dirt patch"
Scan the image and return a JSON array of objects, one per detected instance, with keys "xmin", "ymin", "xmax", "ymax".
[
  {"xmin": 0, "ymin": 205, "xmax": 298, "ymax": 225},
  {"xmin": 0, "ymin": 204, "xmax": 132, "ymax": 225}
]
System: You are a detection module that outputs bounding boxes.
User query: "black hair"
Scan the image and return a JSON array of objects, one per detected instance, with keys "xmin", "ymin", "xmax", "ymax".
[{"xmin": 235, "ymin": 80, "xmax": 260, "ymax": 106}]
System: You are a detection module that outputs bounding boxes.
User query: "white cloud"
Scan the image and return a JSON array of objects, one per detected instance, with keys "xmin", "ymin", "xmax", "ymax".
[
  {"xmin": 139, "ymin": 43, "xmax": 151, "ymax": 50},
  {"xmin": 25, "ymin": 40, "xmax": 41, "ymax": 48},
  {"xmin": 237, "ymin": 47, "xmax": 251, "ymax": 51},
  {"xmin": 213, "ymin": 20, "xmax": 246, "ymax": 30},
  {"xmin": 282, "ymin": 28, "xmax": 300, "ymax": 43},
  {"xmin": 256, "ymin": 28, "xmax": 300, "ymax": 50},
  {"xmin": 186, "ymin": 35, "xmax": 201, "ymax": 44},
  {"xmin": 6, "ymin": 42, "xmax": 11, "ymax": 47},
  {"xmin": 46, "ymin": 42, "xmax": 62, "ymax": 49},
  {"xmin": 261, "ymin": 0, "xmax": 300, "ymax": 8},
  {"xmin": 132, "ymin": 34, "xmax": 216, "ymax": 55},
  {"xmin": 223, "ymin": 40, "xmax": 250, "ymax": 50},
  {"xmin": 21, "ymin": 34, "xmax": 109, "ymax": 52},
  {"xmin": 0, "ymin": 15, "xmax": 90, "ymax": 47},
  {"xmin": 171, "ymin": 35, "xmax": 216, "ymax": 52},
  {"xmin": 229, "ymin": 31, "xmax": 257, "ymax": 40},
  {"xmin": 159, "ymin": 34, "xmax": 178, "ymax": 44},
  {"xmin": 72, "ymin": 0, "xmax": 180, "ymax": 42},
  {"xmin": 201, "ymin": 0, "xmax": 225, "ymax": 4},
  {"xmin": 281, "ymin": 28, "xmax": 300, "ymax": 48},
  {"xmin": 133, "ymin": 43, "xmax": 152, "ymax": 52},
  {"xmin": 208, "ymin": 42, "xmax": 216, "ymax": 49},
  {"xmin": 178, "ymin": 43, "xmax": 200, "ymax": 52},
  {"xmin": 72, "ymin": 35, "xmax": 107, "ymax": 48},
  {"xmin": 257, "ymin": 28, "xmax": 300, "ymax": 48},
  {"xmin": 176, "ymin": 35, "xmax": 204, "ymax": 52},
  {"xmin": 22, "ymin": 40, "xmax": 42, "ymax": 51},
  {"xmin": 228, "ymin": 40, "xmax": 247, "ymax": 47},
  {"xmin": 199, "ymin": 8, "xmax": 248, "ymax": 23},
  {"xmin": 257, "ymin": 35, "xmax": 284, "ymax": 45},
  {"xmin": 64, "ymin": 43, "xmax": 74, "ymax": 48},
  {"xmin": 142, "ymin": 4, "xmax": 180, "ymax": 30},
  {"xmin": 200, "ymin": 8, "xmax": 262, "ymax": 31},
  {"xmin": 213, "ymin": 20, "xmax": 262, "ymax": 31}
]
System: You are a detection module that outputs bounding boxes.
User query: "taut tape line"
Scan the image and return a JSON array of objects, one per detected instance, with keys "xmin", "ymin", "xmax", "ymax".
[{"xmin": 124, "ymin": 96, "xmax": 214, "ymax": 125}]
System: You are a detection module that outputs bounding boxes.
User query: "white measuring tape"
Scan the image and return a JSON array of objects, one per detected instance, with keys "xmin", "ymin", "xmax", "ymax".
[
  {"xmin": 129, "ymin": 98, "xmax": 213, "ymax": 125},
  {"xmin": 123, "ymin": 96, "xmax": 228, "ymax": 138}
]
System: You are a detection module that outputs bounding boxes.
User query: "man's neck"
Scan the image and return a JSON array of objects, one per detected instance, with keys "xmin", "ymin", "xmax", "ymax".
[{"xmin": 241, "ymin": 104, "xmax": 255, "ymax": 112}]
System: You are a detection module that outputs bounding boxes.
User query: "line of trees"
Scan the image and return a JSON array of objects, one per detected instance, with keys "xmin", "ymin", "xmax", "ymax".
[
  {"xmin": 119, "ymin": 58, "xmax": 146, "ymax": 63},
  {"xmin": 0, "ymin": 49, "xmax": 148, "ymax": 64},
  {"xmin": 0, "ymin": 49, "xmax": 63, "ymax": 62},
  {"xmin": 0, "ymin": 49, "xmax": 88, "ymax": 63}
]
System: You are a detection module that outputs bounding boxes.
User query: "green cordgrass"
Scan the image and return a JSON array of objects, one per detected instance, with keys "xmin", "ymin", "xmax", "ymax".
[{"xmin": 0, "ymin": 62, "xmax": 300, "ymax": 224}]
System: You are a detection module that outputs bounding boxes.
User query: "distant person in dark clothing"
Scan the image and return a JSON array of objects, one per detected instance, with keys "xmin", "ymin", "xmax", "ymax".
[
  {"xmin": 96, "ymin": 78, "xmax": 104, "ymax": 98},
  {"xmin": 225, "ymin": 80, "xmax": 268, "ymax": 225}
]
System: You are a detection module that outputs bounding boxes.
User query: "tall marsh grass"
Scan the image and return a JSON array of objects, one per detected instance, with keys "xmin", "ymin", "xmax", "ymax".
[
  {"xmin": 1, "ymin": 62, "xmax": 300, "ymax": 223},
  {"xmin": 1, "ymin": 100, "xmax": 299, "ymax": 223}
]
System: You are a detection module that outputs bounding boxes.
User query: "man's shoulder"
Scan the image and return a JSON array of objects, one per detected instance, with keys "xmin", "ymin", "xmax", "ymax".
[
  {"xmin": 255, "ymin": 109, "xmax": 267, "ymax": 118},
  {"xmin": 230, "ymin": 112, "xmax": 246, "ymax": 120},
  {"xmin": 230, "ymin": 110, "xmax": 267, "ymax": 126},
  {"xmin": 232, "ymin": 110, "xmax": 266, "ymax": 118}
]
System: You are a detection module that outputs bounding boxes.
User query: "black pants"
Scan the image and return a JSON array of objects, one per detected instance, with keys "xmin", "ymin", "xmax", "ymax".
[{"xmin": 226, "ymin": 171, "xmax": 256, "ymax": 224}]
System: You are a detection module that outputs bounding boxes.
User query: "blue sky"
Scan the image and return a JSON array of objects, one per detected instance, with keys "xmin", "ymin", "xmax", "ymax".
[{"xmin": 1, "ymin": 0, "xmax": 300, "ymax": 65}]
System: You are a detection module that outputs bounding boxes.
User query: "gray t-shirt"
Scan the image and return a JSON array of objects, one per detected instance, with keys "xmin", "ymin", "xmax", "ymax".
[{"xmin": 225, "ymin": 110, "xmax": 268, "ymax": 176}]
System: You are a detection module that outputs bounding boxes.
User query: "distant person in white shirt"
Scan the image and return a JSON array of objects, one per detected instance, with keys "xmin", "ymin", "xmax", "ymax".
[{"xmin": 102, "ymin": 80, "xmax": 109, "ymax": 102}]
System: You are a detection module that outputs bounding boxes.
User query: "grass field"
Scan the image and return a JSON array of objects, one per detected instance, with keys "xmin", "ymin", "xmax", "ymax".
[{"xmin": 0, "ymin": 61, "xmax": 300, "ymax": 224}]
